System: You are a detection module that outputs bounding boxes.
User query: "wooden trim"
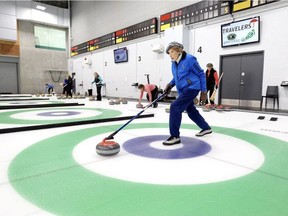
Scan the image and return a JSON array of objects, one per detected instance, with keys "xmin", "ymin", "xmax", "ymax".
[
  {"xmin": 0, "ymin": 22, "xmax": 20, "ymax": 56},
  {"xmin": 0, "ymin": 40, "xmax": 20, "ymax": 56}
]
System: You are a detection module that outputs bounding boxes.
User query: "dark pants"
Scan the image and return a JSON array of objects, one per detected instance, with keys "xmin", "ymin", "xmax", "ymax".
[
  {"xmin": 170, "ymin": 88, "xmax": 210, "ymax": 137},
  {"xmin": 146, "ymin": 86, "xmax": 158, "ymax": 108},
  {"xmin": 48, "ymin": 87, "xmax": 53, "ymax": 94},
  {"xmin": 63, "ymin": 86, "xmax": 72, "ymax": 97},
  {"xmin": 96, "ymin": 85, "xmax": 102, "ymax": 101}
]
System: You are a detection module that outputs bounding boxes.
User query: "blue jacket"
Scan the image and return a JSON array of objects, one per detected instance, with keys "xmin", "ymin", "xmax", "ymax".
[
  {"xmin": 46, "ymin": 84, "xmax": 54, "ymax": 89},
  {"xmin": 45, "ymin": 84, "xmax": 54, "ymax": 93},
  {"xmin": 169, "ymin": 52, "xmax": 207, "ymax": 95}
]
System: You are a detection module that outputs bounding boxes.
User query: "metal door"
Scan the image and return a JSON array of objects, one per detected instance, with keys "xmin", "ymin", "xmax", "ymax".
[
  {"xmin": 239, "ymin": 53, "xmax": 264, "ymax": 107},
  {"xmin": 0, "ymin": 62, "xmax": 19, "ymax": 94},
  {"xmin": 220, "ymin": 52, "xmax": 264, "ymax": 108}
]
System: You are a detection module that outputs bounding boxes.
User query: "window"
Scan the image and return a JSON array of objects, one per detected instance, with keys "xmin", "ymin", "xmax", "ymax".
[{"xmin": 34, "ymin": 26, "xmax": 66, "ymax": 51}]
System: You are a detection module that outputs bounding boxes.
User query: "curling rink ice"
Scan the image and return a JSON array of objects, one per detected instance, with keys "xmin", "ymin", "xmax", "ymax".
[{"xmin": 1, "ymin": 98, "xmax": 288, "ymax": 216}]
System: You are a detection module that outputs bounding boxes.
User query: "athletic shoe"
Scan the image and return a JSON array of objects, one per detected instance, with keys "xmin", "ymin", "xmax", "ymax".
[
  {"xmin": 195, "ymin": 128, "xmax": 212, "ymax": 137},
  {"xmin": 163, "ymin": 136, "xmax": 181, "ymax": 145}
]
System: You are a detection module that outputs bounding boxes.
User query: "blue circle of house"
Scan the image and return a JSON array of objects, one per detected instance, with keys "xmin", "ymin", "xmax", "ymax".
[
  {"xmin": 122, "ymin": 135, "xmax": 211, "ymax": 159},
  {"xmin": 37, "ymin": 111, "xmax": 81, "ymax": 117}
]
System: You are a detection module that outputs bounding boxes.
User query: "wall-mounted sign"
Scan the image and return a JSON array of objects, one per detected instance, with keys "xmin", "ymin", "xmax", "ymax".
[{"xmin": 221, "ymin": 16, "xmax": 260, "ymax": 48}]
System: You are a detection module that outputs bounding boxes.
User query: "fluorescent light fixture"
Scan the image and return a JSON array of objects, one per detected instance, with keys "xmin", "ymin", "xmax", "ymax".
[{"xmin": 36, "ymin": 5, "xmax": 46, "ymax": 10}]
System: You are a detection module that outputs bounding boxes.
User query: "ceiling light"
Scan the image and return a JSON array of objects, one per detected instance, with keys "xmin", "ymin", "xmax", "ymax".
[{"xmin": 36, "ymin": 5, "xmax": 46, "ymax": 11}]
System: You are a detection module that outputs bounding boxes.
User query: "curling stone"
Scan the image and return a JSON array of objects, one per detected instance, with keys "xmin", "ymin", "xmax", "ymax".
[
  {"xmin": 41, "ymin": 94, "xmax": 45, "ymax": 97},
  {"xmin": 136, "ymin": 103, "xmax": 143, "ymax": 108},
  {"xmin": 89, "ymin": 96, "xmax": 95, "ymax": 101},
  {"xmin": 109, "ymin": 100, "xmax": 115, "ymax": 105},
  {"xmin": 165, "ymin": 107, "xmax": 170, "ymax": 113},
  {"xmin": 202, "ymin": 104, "xmax": 212, "ymax": 112},
  {"xmin": 224, "ymin": 106, "xmax": 232, "ymax": 111},
  {"xmin": 193, "ymin": 98, "xmax": 199, "ymax": 105},
  {"xmin": 68, "ymin": 96, "xmax": 72, "ymax": 99},
  {"xmin": 122, "ymin": 99, "xmax": 128, "ymax": 104},
  {"xmin": 215, "ymin": 105, "xmax": 224, "ymax": 111},
  {"xmin": 96, "ymin": 140, "xmax": 120, "ymax": 156},
  {"xmin": 114, "ymin": 100, "xmax": 121, "ymax": 105},
  {"xmin": 36, "ymin": 94, "xmax": 40, "ymax": 97}
]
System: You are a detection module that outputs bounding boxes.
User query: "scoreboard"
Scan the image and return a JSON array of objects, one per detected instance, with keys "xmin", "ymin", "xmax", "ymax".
[
  {"xmin": 160, "ymin": 0, "xmax": 278, "ymax": 32},
  {"xmin": 233, "ymin": 0, "xmax": 251, "ymax": 12},
  {"xmin": 233, "ymin": 0, "xmax": 278, "ymax": 12},
  {"xmin": 71, "ymin": 42, "xmax": 89, "ymax": 57},
  {"xmin": 115, "ymin": 18, "xmax": 157, "ymax": 44},
  {"xmin": 71, "ymin": 33, "xmax": 115, "ymax": 56},
  {"xmin": 71, "ymin": 18, "xmax": 157, "ymax": 56},
  {"xmin": 160, "ymin": 1, "xmax": 232, "ymax": 32},
  {"xmin": 89, "ymin": 32, "xmax": 115, "ymax": 52}
]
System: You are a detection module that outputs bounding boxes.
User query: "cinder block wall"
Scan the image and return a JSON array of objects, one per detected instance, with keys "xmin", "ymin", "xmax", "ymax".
[{"xmin": 18, "ymin": 20, "xmax": 68, "ymax": 94}]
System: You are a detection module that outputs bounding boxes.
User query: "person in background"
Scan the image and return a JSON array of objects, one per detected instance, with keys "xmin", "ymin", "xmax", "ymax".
[
  {"xmin": 63, "ymin": 74, "xmax": 73, "ymax": 98},
  {"xmin": 92, "ymin": 72, "xmax": 103, "ymax": 101},
  {"xmin": 62, "ymin": 77, "xmax": 68, "ymax": 96},
  {"xmin": 163, "ymin": 41, "xmax": 212, "ymax": 145},
  {"xmin": 138, "ymin": 83, "xmax": 159, "ymax": 108},
  {"xmin": 45, "ymin": 83, "xmax": 54, "ymax": 94},
  {"xmin": 71, "ymin": 73, "xmax": 76, "ymax": 94},
  {"xmin": 205, "ymin": 63, "xmax": 219, "ymax": 105}
]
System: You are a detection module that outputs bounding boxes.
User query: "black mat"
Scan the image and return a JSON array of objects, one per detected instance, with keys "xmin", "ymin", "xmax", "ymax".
[
  {"xmin": 0, "ymin": 98, "xmax": 49, "ymax": 101},
  {"xmin": 0, "ymin": 94, "xmax": 32, "ymax": 98},
  {"xmin": 0, "ymin": 113, "xmax": 154, "ymax": 134},
  {"xmin": 0, "ymin": 103, "xmax": 84, "ymax": 110}
]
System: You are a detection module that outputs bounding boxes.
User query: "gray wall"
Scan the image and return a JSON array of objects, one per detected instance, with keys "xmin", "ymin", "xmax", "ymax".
[
  {"xmin": 18, "ymin": 20, "xmax": 68, "ymax": 94},
  {"xmin": 0, "ymin": 1, "xmax": 17, "ymax": 41},
  {"xmin": 71, "ymin": 1, "xmax": 198, "ymax": 46}
]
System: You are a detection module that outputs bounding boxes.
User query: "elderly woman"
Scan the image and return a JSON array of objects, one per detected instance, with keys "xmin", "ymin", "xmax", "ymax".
[{"xmin": 163, "ymin": 41, "xmax": 212, "ymax": 145}]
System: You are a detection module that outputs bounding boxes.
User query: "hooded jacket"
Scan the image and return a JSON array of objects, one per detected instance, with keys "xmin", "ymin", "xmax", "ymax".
[{"xmin": 169, "ymin": 52, "xmax": 207, "ymax": 95}]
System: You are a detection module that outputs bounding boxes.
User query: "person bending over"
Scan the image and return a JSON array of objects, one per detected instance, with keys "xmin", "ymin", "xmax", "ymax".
[
  {"xmin": 138, "ymin": 83, "xmax": 159, "ymax": 108},
  {"xmin": 45, "ymin": 83, "xmax": 54, "ymax": 94}
]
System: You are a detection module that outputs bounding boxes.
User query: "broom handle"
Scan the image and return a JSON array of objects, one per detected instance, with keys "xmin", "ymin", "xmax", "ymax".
[
  {"xmin": 104, "ymin": 93, "xmax": 166, "ymax": 141},
  {"xmin": 210, "ymin": 72, "xmax": 224, "ymax": 101}
]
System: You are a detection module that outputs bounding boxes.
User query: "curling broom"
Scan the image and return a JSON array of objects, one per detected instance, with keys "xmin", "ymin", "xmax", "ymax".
[{"xmin": 210, "ymin": 72, "xmax": 224, "ymax": 102}]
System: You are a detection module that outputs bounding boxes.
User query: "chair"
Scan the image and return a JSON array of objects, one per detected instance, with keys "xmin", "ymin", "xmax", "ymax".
[{"xmin": 260, "ymin": 86, "xmax": 279, "ymax": 111}]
